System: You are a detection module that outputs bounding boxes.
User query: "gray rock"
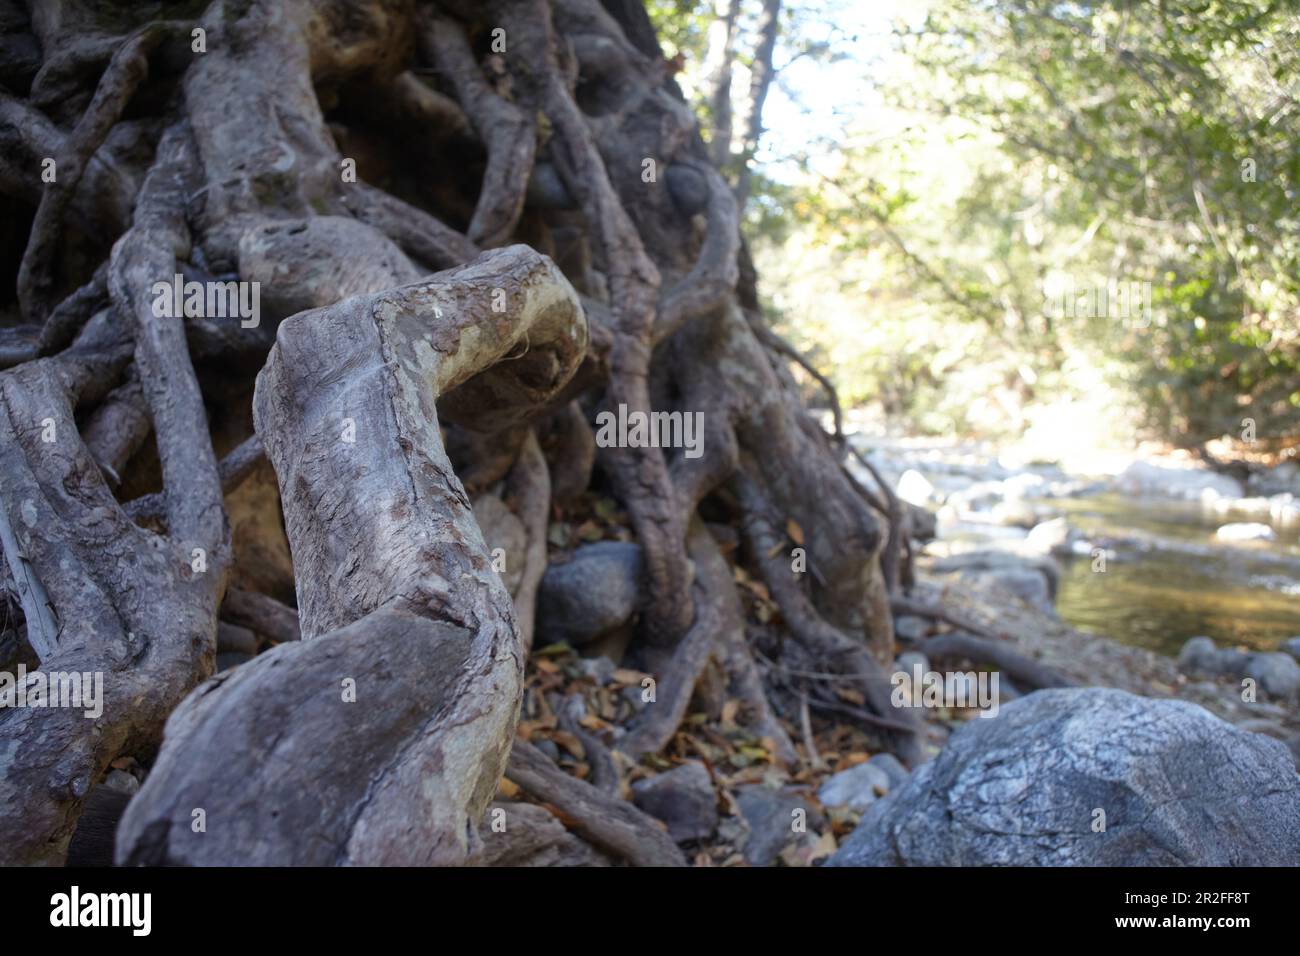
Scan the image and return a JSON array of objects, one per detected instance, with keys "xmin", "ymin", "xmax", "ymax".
[
  {"xmin": 477, "ymin": 802, "xmax": 611, "ymax": 866},
  {"xmin": 1025, "ymin": 517, "xmax": 1071, "ymax": 554},
  {"xmin": 903, "ymin": 501, "xmax": 937, "ymax": 542},
  {"xmin": 818, "ymin": 761, "xmax": 893, "ymax": 812},
  {"xmin": 930, "ymin": 549, "xmax": 1060, "ymax": 605},
  {"xmin": 1177, "ymin": 636, "xmax": 1252, "ymax": 678},
  {"xmin": 893, "ymin": 615, "xmax": 928, "ymax": 642},
  {"xmin": 829, "ymin": 688, "xmax": 1300, "ymax": 866},
  {"xmin": 1215, "ymin": 521, "xmax": 1276, "ymax": 542},
  {"xmin": 990, "ymin": 498, "xmax": 1038, "ymax": 529},
  {"xmin": 982, "ymin": 567, "xmax": 1053, "ymax": 613},
  {"xmin": 536, "ymin": 542, "xmax": 643, "ymax": 647},
  {"xmin": 734, "ymin": 785, "xmax": 823, "ymax": 867},
  {"xmin": 1243, "ymin": 652, "xmax": 1300, "ymax": 701},
  {"xmin": 895, "ymin": 651, "xmax": 929, "ymax": 677},
  {"xmin": 1177, "ymin": 636, "xmax": 1220, "ymax": 674},
  {"xmin": 1180, "ymin": 639, "xmax": 1300, "ymax": 699},
  {"xmin": 631, "ymin": 761, "xmax": 717, "ymax": 843},
  {"xmin": 579, "ymin": 655, "xmax": 616, "ymax": 685},
  {"xmin": 868, "ymin": 752, "xmax": 911, "ymax": 791},
  {"xmin": 1115, "ymin": 460, "xmax": 1242, "ymax": 501},
  {"xmin": 103, "ymin": 769, "xmax": 140, "ymax": 796},
  {"xmin": 1281, "ymin": 636, "xmax": 1300, "ymax": 662}
]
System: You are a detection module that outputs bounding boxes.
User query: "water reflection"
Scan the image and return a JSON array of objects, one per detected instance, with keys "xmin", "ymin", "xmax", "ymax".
[{"xmin": 1051, "ymin": 494, "xmax": 1300, "ymax": 655}]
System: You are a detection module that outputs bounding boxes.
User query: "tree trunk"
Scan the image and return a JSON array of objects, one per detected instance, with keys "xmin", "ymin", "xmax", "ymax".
[{"xmin": 0, "ymin": 0, "xmax": 915, "ymax": 866}]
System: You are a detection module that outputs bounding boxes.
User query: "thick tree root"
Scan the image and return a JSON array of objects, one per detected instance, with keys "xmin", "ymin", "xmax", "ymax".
[
  {"xmin": 505, "ymin": 739, "xmax": 685, "ymax": 866},
  {"xmin": 116, "ymin": 244, "xmax": 587, "ymax": 864},
  {"xmin": 0, "ymin": 0, "xmax": 928, "ymax": 865},
  {"xmin": 0, "ymin": 127, "xmax": 228, "ymax": 865}
]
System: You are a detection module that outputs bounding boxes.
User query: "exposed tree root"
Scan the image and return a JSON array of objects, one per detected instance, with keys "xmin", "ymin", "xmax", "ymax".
[
  {"xmin": 922, "ymin": 633, "xmax": 1074, "ymax": 692},
  {"xmin": 219, "ymin": 586, "xmax": 301, "ymax": 645},
  {"xmin": 0, "ymin": 127, "xmax": 228, "ymax": 864},
  {"xmin": 505, "ymin": 739, "xmax": 685, "ymax": 866},
  {"xmin": 116, "ymin": 244, "xmax": 587, "ymax": 865},
  {"xmin": 0, "ymin": 0, "xmax": 928, "ymax": 865}
]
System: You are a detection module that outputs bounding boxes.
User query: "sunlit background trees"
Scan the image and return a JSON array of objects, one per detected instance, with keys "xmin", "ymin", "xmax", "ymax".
[{"xmin": 650, "ymin": 0, "xmax": 1299, "ymax": 460}]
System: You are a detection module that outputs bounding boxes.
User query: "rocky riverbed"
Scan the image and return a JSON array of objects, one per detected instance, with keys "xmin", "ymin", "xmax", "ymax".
[{"xmin": 846, "ymin": 433, "xmax": 1300, "ymax": 761}]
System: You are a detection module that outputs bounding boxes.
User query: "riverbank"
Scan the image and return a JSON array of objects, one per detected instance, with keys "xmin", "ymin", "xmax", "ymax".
[{"xmin": 848, "ymin": 427, "xmax": 1300, "ymax": 760}]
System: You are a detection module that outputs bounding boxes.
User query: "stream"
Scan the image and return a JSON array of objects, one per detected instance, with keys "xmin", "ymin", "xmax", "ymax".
[
  {"xmin": 857, "ymin": 437, "xmax": 1300, "ymax": 659},
  {"xmin": 1051, "ymin": 493, "xmax": 1300, "ymax": 655}
]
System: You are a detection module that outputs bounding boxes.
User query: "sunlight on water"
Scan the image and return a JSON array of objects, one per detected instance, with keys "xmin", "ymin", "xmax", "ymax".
[{"xmin": 1051, "ymin": 494, "xmax": 1300, "ymax": 655}]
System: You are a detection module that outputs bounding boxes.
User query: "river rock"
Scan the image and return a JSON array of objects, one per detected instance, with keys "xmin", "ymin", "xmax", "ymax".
[
  {"xmin": 986, "ymin": 566, "xmax": 1053, "ymax": 612},
  {"xmin": 536, "ymin": 541, "xmax": 643, "ymax": 646},
  {"xmin": 896, "ymin": 469, "xmax": 935, "ymax": 507},
  {"xmin": 1179, "ymin": 638, "xmax": 1300, "ymax": 700},
  {"xmin": 1246, "ymin": 461, "xmax": 1299, "ymax": 497},
  {"xmin": 893, "ymin": 614, "xmax": 928, "ymax": 642},
  {"xmin": 828, "ymin": 688, "xmax": 1300, "ymax": 866},
  {"xmin": 818, "ymin": 760, "xmax": 893, "ymax": 812},
  {"xmin": 1215, "ymin": 522, "xmax": 1276, "ymax": 542},
  {"xmin": 1024, "ymin": 516, "xmax": 1071, "ymax": 554},
  {"xmin": 868, "ymin": 753, "xmax": 911, "ymax": 790},
  {"xmin": 1242, "ymin": 652, "xmax": 1300, "ymax": 701},
  {"xmin": 476, "ymin": 802, "xmax": 611, "ymax": 866},
  {"xmin": 1115, "ymin": 460, "xmax": 1243, "ymax": 501},
  {"xmin": 578, "ymin": 655, "xmax": 617, "ymax": 685},
  {"xmin": 104, "ymin": 769, "xmax": 140, "ymax": 796},
  {"xmin": 1177, "ymin": 636, "xmax": 1248, "ymax": 678},
  {"xmin": 631, "ymin": 761, "xmax": 717, "ymax": 842},
  {"xmin": 1177, "ymin": 636, "xmax": 1220, "ymax": 674},
  {"xmin": 216, "ymin": 621, "xmax": 258, "ymax": 656},
  {"xmin": 903, "ymin": 500, "xmax": 938, "ymax": 541},
  {"xmin": 734, "ymin": 784, "xmax": 823, "ymax": 866},
  {"xmin": 216, "ymin": 651, "xmax": 254, "ymax": 672},
  {"xmin": 990, "ymin": 498, "xmax": 1038, "ymax": 529},
  {"xmin": 1270, "ymin": 494, "xmax": 1300, "ymax": 525},
  {"xmin": 930, "ymin": 549, "xmax": 1060, "ymax": 606},
  {"xmin": 895, "ymin": 650, "xmax": 929, "ymax": 675}
]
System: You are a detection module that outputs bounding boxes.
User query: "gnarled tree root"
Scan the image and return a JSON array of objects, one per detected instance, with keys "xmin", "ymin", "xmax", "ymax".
[{"xmin": 116, "ymin": 245, "xmax": 587, "ymax": 865}]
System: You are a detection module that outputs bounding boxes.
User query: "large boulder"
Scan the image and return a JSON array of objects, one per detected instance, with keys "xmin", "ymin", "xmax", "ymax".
[
  {"xmin": 535, "ymin": 541, "xmax": 643, "ymax": 647},
  {"xmin": 829, "ymin": 688, "xmax": 1300, "ymax": 866}
]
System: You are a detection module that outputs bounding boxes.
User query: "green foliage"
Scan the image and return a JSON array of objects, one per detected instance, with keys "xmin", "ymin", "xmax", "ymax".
[
  {"xmin": 749, "ymin": 0, "xmax": 1300, "ymax": 448},
  {"xmin": 645, "ymin": 0, "xmax": 714, "ymax": 63}
]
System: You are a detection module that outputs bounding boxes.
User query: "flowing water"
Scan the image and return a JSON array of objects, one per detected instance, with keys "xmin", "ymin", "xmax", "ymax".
[{"xmin": 1049, "ymin": 494, "xmax": 1300, "ymax": 656}]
